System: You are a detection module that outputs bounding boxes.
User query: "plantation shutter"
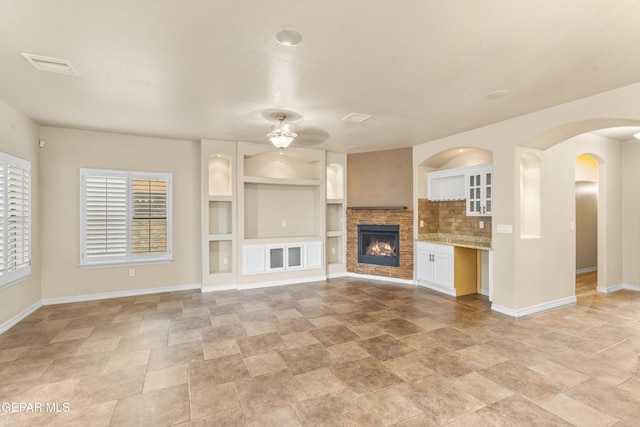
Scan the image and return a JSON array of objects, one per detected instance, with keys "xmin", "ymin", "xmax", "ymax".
[
  {"xmin": 7, "ymin": 163, "xmax": 30, "ymax": 272},
  {"xmin": 0, "ymin": 153, "xmax": 31, "ymax": 289},
  {"xmin": 131, "ymin": 178, "xmax": 168, "ymax": 254},
  {"xmin": 82, "ymin": 171, "xmax": 127, "ymax": 262},
  {"xmin": 81, "ymin": 168, "xmax": 172, "ymax": 266}
]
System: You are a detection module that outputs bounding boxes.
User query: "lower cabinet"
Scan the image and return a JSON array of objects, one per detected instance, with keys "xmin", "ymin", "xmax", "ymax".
[
  {"xmin": 417, "ymin": 242, "xmax": 477, "ymax": 296},
  {"xmin": 243, "ymin": 241, "xmax": 323, "ymax": 275}
]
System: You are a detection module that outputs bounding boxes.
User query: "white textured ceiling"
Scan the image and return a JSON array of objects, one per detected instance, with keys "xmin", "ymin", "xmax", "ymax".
[{"xmin": 1, "ymin": 0, "xmax": 640, "ymax": 152}]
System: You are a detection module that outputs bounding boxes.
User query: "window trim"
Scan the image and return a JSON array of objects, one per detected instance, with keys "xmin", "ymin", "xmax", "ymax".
[
  {"xmin": 80, "ymin": 168, "xmax": 173, "ymax": 268},
  {"xmin": 0, "ymin": 152, "xmax": 32, "ymax": 291}
]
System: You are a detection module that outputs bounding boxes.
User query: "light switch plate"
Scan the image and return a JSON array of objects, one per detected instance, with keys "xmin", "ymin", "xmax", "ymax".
[{"xmin": 497, "ymin": 224, "xmax": 513, "ymax": 233}]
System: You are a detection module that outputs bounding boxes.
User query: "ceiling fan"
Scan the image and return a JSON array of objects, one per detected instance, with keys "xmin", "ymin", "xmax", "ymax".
[{"xmin": 267, "ymin": 113, "xmax": 298, "ymax": 149}]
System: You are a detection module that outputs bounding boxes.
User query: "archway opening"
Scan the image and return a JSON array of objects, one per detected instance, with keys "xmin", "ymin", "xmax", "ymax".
[{"xmin": 575, "ymin": 154, "xmax": 599, "ymax": 296}]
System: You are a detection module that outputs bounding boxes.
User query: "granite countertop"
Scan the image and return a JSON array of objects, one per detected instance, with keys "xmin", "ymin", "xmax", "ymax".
[{"xmin": 417, "ymin": 233, "xmax": 492, "ymax": 250}]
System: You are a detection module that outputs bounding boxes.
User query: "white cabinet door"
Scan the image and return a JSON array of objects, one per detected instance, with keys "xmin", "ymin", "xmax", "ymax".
[
  {"xmin": 417, "ymin": 247, "xmax": 432, "ymax": 282},
  {"xmin": 243, "ymin": 245, "xmax": 266, "ymax": 275},
  {"xmin": 432, "ymin": 252, "xmax": 453, "ymax": 290},
  {"xmin": 466, "ymin": 165, "xmax": 492, "ymax": 216},
  {"xmin": 304, "ymin": 241, "xmax": 324, "ymax": 269}
]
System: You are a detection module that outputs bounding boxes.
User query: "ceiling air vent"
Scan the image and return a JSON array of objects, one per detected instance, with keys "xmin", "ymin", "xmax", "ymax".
[
  {"xmin": 21, "ymin": 53, "xmax": 79, "ymax": 76},
  {"xmin": 341, "ymin": 113, "xmax": 373, "ymax": 123}
]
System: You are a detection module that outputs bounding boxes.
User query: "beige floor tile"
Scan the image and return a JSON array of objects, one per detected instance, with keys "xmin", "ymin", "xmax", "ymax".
[
  {"xmin": 236, "ymin": 371, "xmax": 306, "ymax": 417},
  {"xmin": 203, "ymin": 338, "xmax": 240, "ymax": 359},
  {"xmin": 281, "ymin": 331, "xmax": 321, "ymax": 349},
  {"xmin": 74, "ymin": 337, "xmax": 120, "ymax": 356},
  {"xmin": 50, "ymin": 327, "xmax": 95, "ymax": 343},
  {"xmin": 104, "ymin": 349, "xmax": 150, "ymax": 373},
  {"xmin": 454, "ymin": 371, "xmax": 514, "ymax": 405},
  {"xmin": 293, "ymin": 389, "xmax": 380, "ymax": 426},
  {"xmin": 397, "ymin": 374, "xmax": 484, "ymax": 425},
  {"xmin": 245, "ymin": 405, "xmax": 302, "ymax": 427},
  {"xmin": 294, "ymin": 367, "xmax": 346, "ymax": 398},
  {"xmin": 245, "ymin": 351, "xmax": 288, "ymax": 376},
  {"xmin": 143, "ymin": 364, "xmax": 188, "ymax": 393},
  {"xmin": 189, "ymin": 381, "xmax": 240, "ymax": 420},
  {"xmin": 357, "ymin": 387, "xmax": 423, "ymax": 426},
  {"xmin": 540, "ymin": 393, "xmax": 619, "ymax": 426},
  {"xmin": 111, "ymin": 383, "xmax": 190, "ymax": 426},
  {"xmin": 2, "ymin": 276, "xmax": 638, "ymax": 426}
]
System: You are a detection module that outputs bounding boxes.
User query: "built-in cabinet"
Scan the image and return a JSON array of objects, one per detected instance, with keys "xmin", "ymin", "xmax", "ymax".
[
  {"xmin": 416, "ymin": 241, "xmax": 477, "ymax": 296},
  {"xmin": 417, "ymin": 242, "xmax": 454, "ymax": 292},
  {"xmin": 466, "ymin": 164, "xmax": 492, "ymax": 216},
  {"xmin": 427, "ymin": 163, "xmax": 492, "ymax": 216},
  {"xmin": 326, "ymin": 154, "xmax": 347, "ymax": 277},
  {"xmin": 201, "ymin": 141, "xmax": 237, "ymax": 290},
  {"xmin": 201, "ymin": 140, "xmax": 346, "ymax": 291}
]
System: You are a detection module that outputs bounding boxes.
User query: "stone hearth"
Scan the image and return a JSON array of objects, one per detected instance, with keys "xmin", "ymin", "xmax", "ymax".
[{"xmin": 346, "ymin": 208, "xmax": 413, "ymax": 280}]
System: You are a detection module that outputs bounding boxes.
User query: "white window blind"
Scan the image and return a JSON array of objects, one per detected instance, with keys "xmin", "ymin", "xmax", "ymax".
[
  {"xmin": 80, "ymin": 169, "xmax": 172, "ymax": 267},
  {"xmin": 0, "ymin": 153, "xmax": 31, "ymax": 290}
]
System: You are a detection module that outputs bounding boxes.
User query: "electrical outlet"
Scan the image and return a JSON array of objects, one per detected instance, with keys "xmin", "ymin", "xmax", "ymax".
[
  {"xmin": 223, "ymin": 257, "xmax": 228, "ymax": 265},
  {"xmin": 479, "ymin": 221, "xmax": 484, "ymax": 229},
  {"xmin": 129, "ymin": 268, "xmax": 135, "ymax": 277},
  {"xmin": 282, "ymin": 220, "xmax": 287, "ymax": 227},
  {"xmin": 419, "ymin": 220, "xmax": 424, "ymax": 227},
  {"xmin": 331, "ymin": 247, "xmax": 336, "ymax": 254}
]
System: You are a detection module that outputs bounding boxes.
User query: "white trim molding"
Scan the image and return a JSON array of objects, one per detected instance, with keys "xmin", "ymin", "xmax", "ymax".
[
  {"xmin": 416, "ymin": 280, "xmax": 457, "ymax": 297},
  {"xmin": 0, "ymin": 300, "xmax": 42, "ymax": 335},
  {"xmin": 597, "ymin": 283, "xmax": 640, "ymax": 293},
  {"xmin": 491, "ymin": 296, "xmax": 577, "ymax": 317},
  {"xmin": 41, "ymin": 283, "xmax": 201, "ymax": 306},
  {"xmin": 347, "ymin": 272, "xmax": 414, "ymax": 286},
  {"xmin": 576, "ymin": 266, "xmax": 597, "ymax": 274}
]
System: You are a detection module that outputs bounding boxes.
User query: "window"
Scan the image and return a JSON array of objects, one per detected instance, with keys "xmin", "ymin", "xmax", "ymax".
[
  {"xmin": 0, "ymin": 153, "xmax": 31, "ymax": 290},
  {"xmin": 80, "ymin": 168, "xmax": 172, "ymax": 267}
]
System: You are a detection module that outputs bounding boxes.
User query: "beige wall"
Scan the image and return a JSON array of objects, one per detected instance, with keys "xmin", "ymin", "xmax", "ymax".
[
  {"xmin": 39, "ymin": 127, "xmax": 201, "ymax": 300},
  {"xmin": 622, "ymin": 139, "xmax": 640, "ymax": 286},
  {"xmin": 575, "ymin": 182, "xmax": 598, "ymax": 271},
  {"xmin": 0, "ymin": 101, "xmax": 41, "ymax": 326},
  {"xmin": 347, "ymin": 147, "xmax": 412, "ymax": 208},
  {"xmin": 414, "ymin": 81, "xmax": 640, "ymax": 312}
]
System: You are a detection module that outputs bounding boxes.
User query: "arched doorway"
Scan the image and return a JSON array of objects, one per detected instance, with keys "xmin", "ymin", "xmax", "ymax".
[{"xmin": 575, "ymin": 154, "xmax": 599, "ymax": 296}]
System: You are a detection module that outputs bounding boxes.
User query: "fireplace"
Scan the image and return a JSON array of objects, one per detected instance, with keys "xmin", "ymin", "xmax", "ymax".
[{"xmin": 357, "ymin": 224, "xmax": 400, "ymax": 267}]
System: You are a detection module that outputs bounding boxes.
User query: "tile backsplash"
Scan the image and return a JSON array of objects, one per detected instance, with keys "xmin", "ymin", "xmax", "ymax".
[{"xmin": 417, "ymin": 198, "xmax": 491, "ymax": 238}]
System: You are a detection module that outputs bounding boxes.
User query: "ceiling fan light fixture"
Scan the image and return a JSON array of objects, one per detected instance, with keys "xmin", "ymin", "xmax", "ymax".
[{"xmin": 267, "ymin": 113, "xmax": 298, "ymax": 149}]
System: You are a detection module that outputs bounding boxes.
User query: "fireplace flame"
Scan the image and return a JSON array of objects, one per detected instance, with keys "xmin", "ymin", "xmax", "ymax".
[{"xmin": 366, "ymin": 239, "xmax": 396, "ymax": 257}]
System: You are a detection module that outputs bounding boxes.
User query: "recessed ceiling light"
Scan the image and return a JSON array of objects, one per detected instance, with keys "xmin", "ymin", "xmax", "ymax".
[
  {"xmin": 342, "ymin": 113, "xmax": 373, "ymax": 123},
  {"xmin": 485, "ymin": 89, "xmax": 510, "ymax": 100},
  {"xmin": 458, "ymin": 149, "xmax": 464, "ymax": 152},
  {"xmin": 634, "ymin": 131, "xmax": 640, "ymax": 140},
  {"xmin": 276, "ymin": 27, "xmax": 302, "ymax": 46},
  {"xmin": 21, "ymin": 52, "xmax": 79, "ymax": 76}
]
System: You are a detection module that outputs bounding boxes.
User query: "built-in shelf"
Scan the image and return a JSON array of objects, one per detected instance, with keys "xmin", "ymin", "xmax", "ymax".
[
  {"xmin": 243, "ymin": 176, "xmax": 321, "ymax": 186},
  {"xmin": 209, "ymin": 233, "xmax": 233, "ymax": 241}
]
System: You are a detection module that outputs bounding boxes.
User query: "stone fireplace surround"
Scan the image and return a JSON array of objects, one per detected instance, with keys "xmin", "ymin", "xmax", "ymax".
[{"xmin": 346, "ymin": 208, "xmax": 413, "ymax": 281}]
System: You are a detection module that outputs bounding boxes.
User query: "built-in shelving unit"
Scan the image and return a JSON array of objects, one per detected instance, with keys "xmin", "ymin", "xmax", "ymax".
[
  {"xmin": 201, "ymin": 141, "xmax": 237, "ymax": 291},
  {"xmin": 200, "ymin": 140, "xmax": 347, "ymax": 290},
  {"xmin": 237, "ymin": 142, "xmax": 328, "ymax": 287},
  {"xmin": 326, "ymin": 153, "xmax": 346, "ymax": 276}
]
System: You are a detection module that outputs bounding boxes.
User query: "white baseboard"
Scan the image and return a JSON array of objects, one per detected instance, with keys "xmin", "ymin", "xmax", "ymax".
[
  {"xmin": 415, "ymin": 280, "xmax": 457, "ymax": 297},
  {"xmin": 0, "ymin": 300, "xmax": 43, "ymax": 335},
  {"xmin": 201, "ymin": 284, "xmax": 238, "ymax": 293},
  {"xmin": 491, "ymin": 296, "xmax": 577, "ymax": 317},
  {"xmin": 346, "ymin": 272, "xmax": 415, "ymax": 286},
  {"xmin": 327, "ymin": 271, "xmax": 349, "ymax": 279},
  {"xmin": 576, "ymin": 266, "xmax": 597, "ymax": 274},
  {"xmin": 238, "ymin": 275, "xmax": 328, "ymax": 291},
  {"xmin": 41, "ymin": 283, "xmax": 201, "ymax": 306},
  {"xmin": 598, "ymin": 283, "xmax": 640, "ymax": 293}
]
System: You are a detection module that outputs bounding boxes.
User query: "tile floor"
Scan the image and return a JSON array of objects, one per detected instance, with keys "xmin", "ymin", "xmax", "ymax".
[{"xmin": 0, "ymin": 274, "xmax": 639, "ymax": 426}]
